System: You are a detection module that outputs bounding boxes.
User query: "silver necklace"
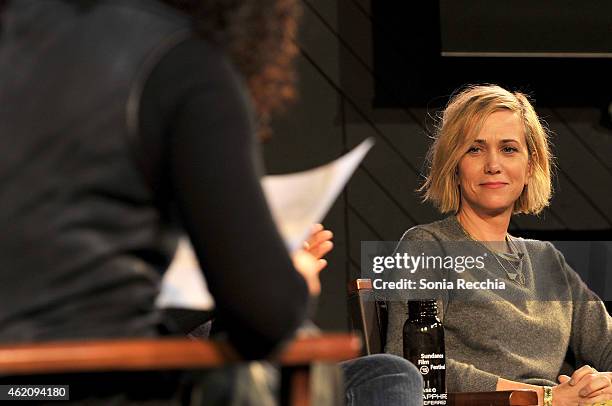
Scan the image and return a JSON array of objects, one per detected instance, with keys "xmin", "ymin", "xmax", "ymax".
[
  {"xmin": 495, "ymin": 239, "xmax": 525, "ymax": 286},
  {"xmin": 457, "ymin": 221, "xmax": 526, "ymax": 286}
]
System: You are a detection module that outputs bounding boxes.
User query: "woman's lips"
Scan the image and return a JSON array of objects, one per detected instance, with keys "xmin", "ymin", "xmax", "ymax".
[{"xmin": 480, "ymin": 182, "xmax": 508, "ymax": 189}]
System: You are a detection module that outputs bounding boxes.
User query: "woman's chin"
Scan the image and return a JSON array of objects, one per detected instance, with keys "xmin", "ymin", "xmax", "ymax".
[
  {"xmin": 465, "ymin": 199, "xmax": 515, "ymax": 217},
  {"xmin": 461, "ymin": 193, "xmax": 521, "ymax": 217}
]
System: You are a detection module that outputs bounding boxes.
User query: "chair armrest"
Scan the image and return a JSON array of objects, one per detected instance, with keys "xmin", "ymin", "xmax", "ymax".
[
  {"xmin": 448, "ymin": 390, "xmax": 538, "ymax": 406},
  {"xmin": 0, "ymin": 334, "xmax": 361, "ymax": 375}
]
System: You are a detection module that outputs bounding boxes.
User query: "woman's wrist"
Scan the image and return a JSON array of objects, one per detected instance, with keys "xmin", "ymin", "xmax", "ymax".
[{"xmin": 496, "ymin": 377, "xmax": 547, "ymax": 405}]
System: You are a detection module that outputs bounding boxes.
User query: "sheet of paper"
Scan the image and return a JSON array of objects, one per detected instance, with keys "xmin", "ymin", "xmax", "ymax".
[
  {"xmin": 156, "ymin": 238, "xmax": 215, "ymax": 310},
  {"xmin": 156, "ymin": 138, "xmax": 375, "ymax": 309},
  {"xmin": 262, "ymin": 137, "xmax": 375, "ymax": 252}
]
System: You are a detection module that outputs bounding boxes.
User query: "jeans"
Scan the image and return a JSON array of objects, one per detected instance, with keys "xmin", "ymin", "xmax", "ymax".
[
  {"xmin": 203, "ymin": 354, "xmax": 422, "ymax": 406},
  {"xmin": 340, "ymin": 354, "xmax": 423, "ymax": 406}
]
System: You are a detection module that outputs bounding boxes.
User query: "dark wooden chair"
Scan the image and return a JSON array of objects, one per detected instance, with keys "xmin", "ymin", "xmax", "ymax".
[
  {"xmin": 348, "ymin": 278, "xmax": 538, "ymax": 406},
  {"xmin": 0, "ymin": 334, "xmax": 360, "ymax": 406}
]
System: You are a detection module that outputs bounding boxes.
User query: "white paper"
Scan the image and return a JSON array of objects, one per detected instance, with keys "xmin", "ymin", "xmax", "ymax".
[
  {"xmin": 156, "ymin": 238, "xmax": 215, "ymax": 310},
  {"xmin": 156, "ymin": 138, "xmax": 375, "ymax": 310},
  {"xmin": 262, "ymin": 137, "xmax": 375, "ymax": 251}
]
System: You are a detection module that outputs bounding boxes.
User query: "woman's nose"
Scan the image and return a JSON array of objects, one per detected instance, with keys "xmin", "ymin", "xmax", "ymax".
[{"xmin": 484, "ymin": 151, "xmax": 501, "ymax": 174}]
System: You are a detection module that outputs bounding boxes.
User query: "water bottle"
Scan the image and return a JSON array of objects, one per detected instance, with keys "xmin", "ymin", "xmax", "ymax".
[{"xmin": 403, "ymin": 299, "xmax": 446, "ymax": 405}]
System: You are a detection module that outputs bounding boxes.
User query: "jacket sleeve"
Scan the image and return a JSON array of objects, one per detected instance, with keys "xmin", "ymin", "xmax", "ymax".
[{"xmin": 142, "ymin": 38, "xmax": 309, "ymax": 359}]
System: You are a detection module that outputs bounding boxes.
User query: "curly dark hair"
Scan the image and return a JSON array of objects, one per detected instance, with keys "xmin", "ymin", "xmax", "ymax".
[{"xmin": 163, "ymin": 0, "xmax": 301, "ymax": 139}]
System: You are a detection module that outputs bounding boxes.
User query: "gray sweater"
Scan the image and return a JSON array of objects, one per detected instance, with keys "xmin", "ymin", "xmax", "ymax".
[{"xmin": 385, "ymin": 216, "xmax": 612, "ymax": 392}]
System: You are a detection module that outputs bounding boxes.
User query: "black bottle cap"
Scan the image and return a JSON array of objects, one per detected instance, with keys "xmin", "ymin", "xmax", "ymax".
[{"xmin": 407, "ymin": 299, "xmax": 438, "ymax": 319}]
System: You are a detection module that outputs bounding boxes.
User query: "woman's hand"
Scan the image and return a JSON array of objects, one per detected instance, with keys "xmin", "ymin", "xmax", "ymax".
[
  {"xmin": 553, "ymin": 380, "xmax": 612, "ymax": 405},
  {"xmin": 291, "ymin": 249, "xmax": 323, "ymax": 296},
  {"xmin": 302, "ymin": 223, "xmax": 334, "ymax": 262},
  {"xmin": 291, "ymin": 224, "xmax": 334, "ymax": 296},
  {"xmin": 555, "ymin": 365, "xmax": 612, "ymax": 404}
]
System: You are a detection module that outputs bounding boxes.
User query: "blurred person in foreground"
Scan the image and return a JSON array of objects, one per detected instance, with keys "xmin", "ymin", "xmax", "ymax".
[
  {"xmin": 0, "ymin": 0, "xmax": 421, "ymax": 404},
  {"xmin": 385, "ymin": 84, "xmax": 612, "ymax": 406}
]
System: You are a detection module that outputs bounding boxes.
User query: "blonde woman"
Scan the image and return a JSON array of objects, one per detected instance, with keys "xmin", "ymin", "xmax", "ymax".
[{"xmin": 386, "ymin": 85, "xmax": 612, "ymax": 406}]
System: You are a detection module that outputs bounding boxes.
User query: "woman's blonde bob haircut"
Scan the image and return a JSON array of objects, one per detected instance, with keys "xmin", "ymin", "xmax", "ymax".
[{"xmin": 419, "ymin": 84, "xmax": 553, "ymax": 215}]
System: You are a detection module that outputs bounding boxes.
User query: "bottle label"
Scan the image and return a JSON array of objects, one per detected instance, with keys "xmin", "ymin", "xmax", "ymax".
[
  {"xmin": 423, "ymin": 387, "xmax": 447, "ymax": 405},
  {"xmin": 417, "ymin": 353, "xmax": 446, "ymax": 406}
]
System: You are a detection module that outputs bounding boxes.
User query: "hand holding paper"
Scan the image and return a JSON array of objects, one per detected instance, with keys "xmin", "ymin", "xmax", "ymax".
[
  {"xmin": 261, "ymin": 137, "xmax": 374, "ymax": 252},
  {"xmin": 157, "ymin": 138, "xmax": 375, "ymax": 310}
]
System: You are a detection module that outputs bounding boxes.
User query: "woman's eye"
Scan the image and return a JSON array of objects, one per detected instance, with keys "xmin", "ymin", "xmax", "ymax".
[
  {"xmin": 467, "ymin": 146, "xmax": 481, "ymax": 153},
  {"xmin": 502, "ymin": 146, "xmax": 518, "ymax": 153}
]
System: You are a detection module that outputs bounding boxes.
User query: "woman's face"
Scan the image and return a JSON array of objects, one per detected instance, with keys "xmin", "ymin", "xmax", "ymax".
[{"xmin": 457, "ymin": 110, "xmax": 532, "ymax": 217}]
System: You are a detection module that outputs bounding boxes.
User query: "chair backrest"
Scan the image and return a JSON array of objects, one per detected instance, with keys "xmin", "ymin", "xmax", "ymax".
[{"xmin": 347, "ymin": 279, "xmax": 387, "ymax": 355}]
